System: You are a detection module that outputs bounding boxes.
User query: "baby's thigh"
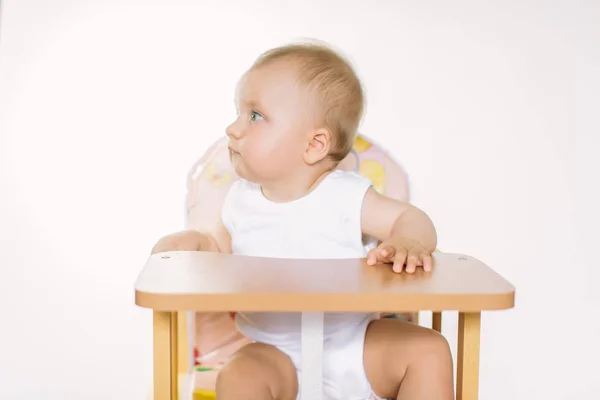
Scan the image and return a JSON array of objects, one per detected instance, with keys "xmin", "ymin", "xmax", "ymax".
[
  {"xmin": 217, "ymin": 342, "xmax": 298, "ymax": 399},
  {"xmin": 363, "ymin": 319, "xmax": 452, "ymax": 397}
]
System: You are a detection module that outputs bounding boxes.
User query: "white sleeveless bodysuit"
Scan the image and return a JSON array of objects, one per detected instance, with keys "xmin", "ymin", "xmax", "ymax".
[{"xmin": 221, "ymin": 170, "xmax": 382, "ymax": 399}]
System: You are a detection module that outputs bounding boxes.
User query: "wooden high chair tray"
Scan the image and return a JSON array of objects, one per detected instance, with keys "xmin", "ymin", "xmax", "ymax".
[{"xmin": 135, "ymin": 251, "xmax": 514, "ymax": 312}]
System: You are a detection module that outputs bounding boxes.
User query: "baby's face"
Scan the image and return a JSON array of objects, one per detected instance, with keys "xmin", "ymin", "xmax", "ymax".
[{"xmin": 226, "ymin": 60, "xmax": 312, "ymax": 184}]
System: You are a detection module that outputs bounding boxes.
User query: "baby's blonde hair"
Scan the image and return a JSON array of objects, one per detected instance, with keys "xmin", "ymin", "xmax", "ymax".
[{"xmin": 250, "ymin": 41, "xmax": 364, "ymax": 162}]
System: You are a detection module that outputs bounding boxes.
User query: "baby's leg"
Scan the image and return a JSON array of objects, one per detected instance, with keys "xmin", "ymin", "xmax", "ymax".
[
  {"xmin": 216, "ymin": 342, "xmax": 298, "ymax": 400},
  {"xmin": 364, "ymin": 318, "xmax": 454, "ymax": 400}
]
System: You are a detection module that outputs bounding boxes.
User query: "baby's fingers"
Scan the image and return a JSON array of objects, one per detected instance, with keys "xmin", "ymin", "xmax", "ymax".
[
  {"xmin": 392, "ymin": 248, "xmax": 407, "ymax": 273},
  {"xmin": 421, "ymin": 252, "xmax": 434, "ymax": 272},
  {"xmin": 404, "ymin": 249, "xmax": 424, "ymax": 274},
  {"xmin": 366, "ymin": 245, "xmax": 396, "ymax": 266},
  {"xmin": 366, "ymin": 248, "xmax": 378, "ymax": 266}
]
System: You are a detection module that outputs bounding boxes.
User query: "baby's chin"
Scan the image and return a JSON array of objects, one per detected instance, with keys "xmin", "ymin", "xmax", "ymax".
[
  {"xmin": 229, "ymin": 156, "xmax": 253, "ymax": 182},
  {"xmin": 233, "ymin": 166, "xmax": 275, "ymax": 186},
  {"xmin": 229, "ymin": 154, "xmax": 291, "ymax": 185}
]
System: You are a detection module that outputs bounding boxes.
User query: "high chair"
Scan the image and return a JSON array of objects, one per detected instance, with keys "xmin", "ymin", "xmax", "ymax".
[{"xmin": 134, "ymin": 134, "xmax": 515, "ymax": 400}]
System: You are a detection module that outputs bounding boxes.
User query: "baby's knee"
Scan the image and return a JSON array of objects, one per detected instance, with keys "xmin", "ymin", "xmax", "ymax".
[
  {"xmin": 218, "ymin": 346, "xmax": 272, "ymax": 386},
  {"xmin": 217, "ymin": 353, "xmax": 259, "ymax": 386},
  {"xmin": 414, "ymin": 329, "xmax": 452, "ymax": 363},
  {"xmin": 216, "ymin": 343, "xmax": 297, "ymax": 399}
]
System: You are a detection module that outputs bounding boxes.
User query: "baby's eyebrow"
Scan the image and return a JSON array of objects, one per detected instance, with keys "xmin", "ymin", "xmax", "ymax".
[{"xmin": 240, "ymin": 99, "xmax": 264, "ymax": 111}]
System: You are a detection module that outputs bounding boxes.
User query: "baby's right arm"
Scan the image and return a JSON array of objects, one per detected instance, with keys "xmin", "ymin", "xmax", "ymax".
[{"xmin": 150, "ymin": 217, "xmax": 232, "ymax": 255}]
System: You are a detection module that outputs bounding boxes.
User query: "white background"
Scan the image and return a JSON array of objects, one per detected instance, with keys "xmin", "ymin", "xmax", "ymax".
[{"xmin": 1, "ymin": 1, "xmax": 598, "ymax": 399}]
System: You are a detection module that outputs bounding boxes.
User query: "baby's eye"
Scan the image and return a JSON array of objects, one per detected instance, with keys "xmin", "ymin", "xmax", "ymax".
[{"xmin": 250, "ymin": 111, "xmax": 264, "ymax": 122}]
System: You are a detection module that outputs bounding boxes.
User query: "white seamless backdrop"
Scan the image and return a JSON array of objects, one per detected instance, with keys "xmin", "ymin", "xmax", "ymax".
[{"xmin": 0, "ymin": 1, "xmax": 598, "ymax": 399}]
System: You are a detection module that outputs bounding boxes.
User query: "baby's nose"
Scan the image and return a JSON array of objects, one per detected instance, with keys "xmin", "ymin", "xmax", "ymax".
[{"xmin": 225, "ymin": 122, "xmax": 242, "ymax": 139}]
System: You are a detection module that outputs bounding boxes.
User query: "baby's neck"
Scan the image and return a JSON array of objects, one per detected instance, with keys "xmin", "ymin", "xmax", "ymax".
[{"xmin": 260, "ymin": 165, "xmax": 335, "ymax": 203}]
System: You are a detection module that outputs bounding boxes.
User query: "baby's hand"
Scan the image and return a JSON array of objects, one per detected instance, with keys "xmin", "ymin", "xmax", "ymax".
[
  {"xmin": 151, "ymin": 230, "xmax": 214, "ymax": 254},
  {"xmin": 366, "ymin": 238, "xmax": 433, "ymax": 273}
]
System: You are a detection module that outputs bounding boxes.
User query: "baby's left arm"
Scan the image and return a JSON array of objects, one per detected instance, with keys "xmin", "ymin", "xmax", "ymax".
[{"xmin": 361, "ymin": 187, "xmax": 437, "ymax": 273}]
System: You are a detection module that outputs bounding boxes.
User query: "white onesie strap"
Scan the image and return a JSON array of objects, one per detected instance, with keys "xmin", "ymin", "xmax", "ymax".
[{"xmin": 301, "ymin": 311, "xmax": 324, "ymax": 400}]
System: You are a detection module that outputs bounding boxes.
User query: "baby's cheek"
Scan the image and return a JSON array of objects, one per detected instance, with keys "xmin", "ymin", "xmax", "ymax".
[
  {"xmin": 239, "ymin": 150, "xmax": 268, "ymax": 178},
  {"xmin": 257, "ymin": 145, "xmax": 282, "ymax": 164}
]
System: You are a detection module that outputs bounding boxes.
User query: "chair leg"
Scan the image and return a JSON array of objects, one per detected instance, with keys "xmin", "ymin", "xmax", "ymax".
[
  {"xmin": 177, "ymin": 312, "xmax": 190, "ymax": 375},
  {"xmin": 432, "ymin": 311, "xmax": 442, "ymax": 333},
  {"xmin": 456, "ymin": 312, "xmax": 481, "ymax": 400},
  {"xmin": 154, "ymin": 311, "xmax": 179, "ymax": 400}
]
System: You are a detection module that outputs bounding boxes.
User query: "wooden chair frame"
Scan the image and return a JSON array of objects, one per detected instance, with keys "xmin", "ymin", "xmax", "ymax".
[{"xmin": 135, "ymin": 250, "xmax": 515, "ymax": 400}]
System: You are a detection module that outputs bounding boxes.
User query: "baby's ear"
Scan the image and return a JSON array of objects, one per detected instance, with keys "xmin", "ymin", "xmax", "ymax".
[{"xmin": 304, "ymin": 128, "xmax": 332, "ymax": 165}]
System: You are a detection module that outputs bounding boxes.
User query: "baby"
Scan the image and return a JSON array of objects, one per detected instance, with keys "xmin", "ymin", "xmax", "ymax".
[{"xmin": 152, "ymin": 42, "xmax": 453, "ymax": 400}]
